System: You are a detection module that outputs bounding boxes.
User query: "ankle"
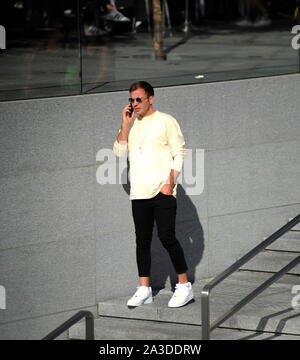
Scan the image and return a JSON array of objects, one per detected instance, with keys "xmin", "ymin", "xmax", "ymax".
[
  {"xmin": 139, "ymin": 277, "xmax": 150, "ymax": 287},
  {"xmin": 177, "ymin": 272, "xmax": 188, "ymax": 284}
]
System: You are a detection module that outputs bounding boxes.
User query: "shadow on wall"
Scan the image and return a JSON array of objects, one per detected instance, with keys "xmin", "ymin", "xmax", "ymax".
[{"xmin": 121, "ymin": 162, "xmax": 205, "ymax": 291}]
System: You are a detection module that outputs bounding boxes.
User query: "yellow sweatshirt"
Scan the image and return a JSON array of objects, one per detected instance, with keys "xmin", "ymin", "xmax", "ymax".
[{"xmin": 113, "ymin": 110, "xmax": 185, "ymax": 200}]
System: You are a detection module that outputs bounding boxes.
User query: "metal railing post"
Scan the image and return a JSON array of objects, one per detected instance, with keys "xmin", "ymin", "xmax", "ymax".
[
  {"xmin": 42, "ymin": 310, "xmax": 95, "ymax": 340},
  {"xmin": 85, "ymin": 311, "xmax": 95, "ymax": 340},
  {"xmin": 201, "ymin": 285, "xmax": 210, "ymax": 340}
]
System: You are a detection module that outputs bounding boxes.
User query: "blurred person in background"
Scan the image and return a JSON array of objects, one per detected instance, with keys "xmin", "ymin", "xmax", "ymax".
[
  {"xmin": 236, "ymin": 0, "xmax": 271, "ymax": 27},
  {"xmin": 84, "ymin": 0, "xmax": 130, "ymax": 36}
]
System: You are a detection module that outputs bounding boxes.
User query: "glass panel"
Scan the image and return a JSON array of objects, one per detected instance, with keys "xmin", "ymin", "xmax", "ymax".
[
  {"xmin": 0, "ymin": 1, "xmax": 299, "ymax": 101},
  {"xmin": 82, "ymin": 0, "xmax": 299, "ymax": 94},
  {"xmin": 0, "ymin": 0, "xmax": 82, "ymax": 101}
]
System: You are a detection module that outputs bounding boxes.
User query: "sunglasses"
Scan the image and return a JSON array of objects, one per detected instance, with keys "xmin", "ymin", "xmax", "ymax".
[{"xmin": 128, "ymin": 97, "xmax": 148, "ymax": 104}]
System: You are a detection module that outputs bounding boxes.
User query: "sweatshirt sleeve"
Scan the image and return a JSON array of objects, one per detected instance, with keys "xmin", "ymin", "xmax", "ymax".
[
  {"xmin": 166, "ymin": 116, "xmax": 185, "ymax": 172},
  {"xmin": 113, "ymin": 129, "xmax": 128, "ymax": 157}
]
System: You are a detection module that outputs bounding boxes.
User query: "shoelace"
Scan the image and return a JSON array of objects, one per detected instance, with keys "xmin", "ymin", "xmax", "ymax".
[
  {"xmin": 134, "ymin": 286, "xmax": 147, "ymax": 297},
  {"xmin": 173, "ymin": 284, "xmax": 188, "ymax": 296},
  {"xmin": 173, "ymin": 284, "xmax": 181, "ymax": 295}
]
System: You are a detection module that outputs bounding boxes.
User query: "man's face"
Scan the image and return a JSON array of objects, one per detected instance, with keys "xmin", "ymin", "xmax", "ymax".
[{"xmin": 130, "ymin": 88, "xmax": 153, "ymax": 118}]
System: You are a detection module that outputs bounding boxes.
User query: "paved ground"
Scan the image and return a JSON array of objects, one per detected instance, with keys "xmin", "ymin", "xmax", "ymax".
[{"xmin": 0, "ymin": 20, "xmax": 299, "ymax": 101}]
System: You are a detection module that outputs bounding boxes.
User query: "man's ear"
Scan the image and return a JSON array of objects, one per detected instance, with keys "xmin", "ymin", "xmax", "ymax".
[{"xmin": 149, "ymin": 96, "xmax": 154, "ymax": 105}]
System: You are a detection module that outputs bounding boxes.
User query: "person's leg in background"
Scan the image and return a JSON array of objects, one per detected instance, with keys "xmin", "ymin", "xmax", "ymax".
[
  {"xmin": 235, "ymin": 0, "xmax": 253, "ymax": 26},
  {"xmin": 236, "ymin": 0, "xmax": 271, "ymax": 27},
  {"xmin": 103, "ymin": 0, "xmax": 130, "ymax": 22},
  {"xmin": 252, "ymin": 0, "xmax": 271, "ymax": 27}
]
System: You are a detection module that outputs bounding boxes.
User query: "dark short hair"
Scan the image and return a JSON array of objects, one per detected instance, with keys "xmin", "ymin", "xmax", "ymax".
[{"xmin": 129, "ymin": 81, "xmax": 154, "ymax": 97}]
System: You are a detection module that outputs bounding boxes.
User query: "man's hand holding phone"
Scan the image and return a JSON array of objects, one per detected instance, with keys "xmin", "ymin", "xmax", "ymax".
[
  {"xmin": 117, "ymin": 103, "xmax": 135, "ymax": 144},
  {"xmin": 122, "ymin": 104, "xmax": 134, "ymax": 126},
  {"xmin": 127, "ymin": 103, "xmax": 134, "ymax": 117}
]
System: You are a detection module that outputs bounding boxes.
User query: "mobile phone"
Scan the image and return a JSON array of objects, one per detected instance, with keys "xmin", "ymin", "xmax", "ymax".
[{"xmin": 127, "ymin": 104, "xmax": 133, "ymax": 116}]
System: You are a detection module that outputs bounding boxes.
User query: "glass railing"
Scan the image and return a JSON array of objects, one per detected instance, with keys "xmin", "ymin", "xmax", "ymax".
[{"xmin": 0, "ymin": 0, "xmax": 299, "ymax": 102}]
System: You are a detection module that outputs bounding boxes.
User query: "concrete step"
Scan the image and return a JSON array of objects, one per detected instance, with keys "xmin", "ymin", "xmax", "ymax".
[
  {"xmin": 211, "ymin": 270, "xmax": 300, "ymax": 286},
  {"xmin": 289, "ymin": 229, "xmax": 300, "ymax": 238},
  {"xmin": 68, "ymin": 316, "xmax": 300, "ymax": 340},
  {"xmin": 94, "ymin": 272, "xmax": 300, "ymax": 336},
  {"xmin": 265, "ymin": 237, "xmax": 300, "ymax": 252},
  {"xmin": 288, "ymin": 219, "xmax": 300, "ymax": 232},
  {"xmin": 280, "ymin": 229, "xmax": 300, "ymax": 240},
  {"xmin": 240, "ymin": 250, "xmax": 300, "ymax": 275}
]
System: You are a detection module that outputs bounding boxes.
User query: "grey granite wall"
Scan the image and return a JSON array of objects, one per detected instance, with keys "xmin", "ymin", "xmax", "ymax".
[{"xmin": 0, "ymin": 74, "xmax": 299, "ymax": 339}]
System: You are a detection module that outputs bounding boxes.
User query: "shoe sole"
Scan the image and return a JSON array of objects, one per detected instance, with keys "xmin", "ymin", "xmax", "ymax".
[
  {"xmin": 168, "ymin": 297, "xmax": 195, "ymax": 308},
  {"xmin": 127, "ymin": 296, "xmax": 153, "ymax": 309}
]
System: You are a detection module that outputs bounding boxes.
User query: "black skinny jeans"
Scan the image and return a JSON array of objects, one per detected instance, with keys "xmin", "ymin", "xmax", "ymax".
[{"xmin": 131, "ymin": 192, "xmax": 188, "ymax": 277}]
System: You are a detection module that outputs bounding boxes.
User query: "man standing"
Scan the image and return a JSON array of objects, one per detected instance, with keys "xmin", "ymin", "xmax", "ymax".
[{"xmin": 113, "ymin": 81, "xmax": 193, "ymax": 308}]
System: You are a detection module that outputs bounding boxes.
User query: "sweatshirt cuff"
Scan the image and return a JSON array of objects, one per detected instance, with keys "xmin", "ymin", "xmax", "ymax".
[
  {"xmin": 171, "ymin": 155, "xmax": 184, "ymax": 173},
  {"xmin": 113, "ymin": 140, "xmax": 128, "ymax": 157}
]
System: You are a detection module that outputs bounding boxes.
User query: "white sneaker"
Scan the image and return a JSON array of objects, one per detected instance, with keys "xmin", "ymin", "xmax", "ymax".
[
  {"xmin": 168, "ymin": 282, "xmax": 194, "ymax": 308},
  {"xmin": 135, "ymin": 20, "xmax": 143, "ymax": 28},
  {"xmin": 127, "ymin": 286, "xmax": 153, "ymax": 307},
  {"xmin": 84, "ymin": 25, "xmax": 106, "ymax": 36},
  {"xmin": 104, "ymin": 10, "xmax": 130, "ymax": 22}
]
